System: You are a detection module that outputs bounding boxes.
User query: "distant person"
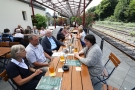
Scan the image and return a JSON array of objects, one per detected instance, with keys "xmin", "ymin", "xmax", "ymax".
[
  {"xmin": 6, "ymin": 45, "xmax": 44, "ymax": 90},
  {"xmin": 2, "ymin": 28, "xmax": 13, "ymax": 42},
  {"xmin": 41, "ymin": 30, "xmax": 64, "ymax": 56},
  {"xmin": 40, "ymin": 27, "xmax": 46, "ymax": 36},
  {"xmin": 57, "ymin": 26, "xmax": 69, "ymax": 41},
  {"xmin": 14, "ymin": 25, "xmax": 24, "ymax": 34},
  {"xmin": 24, "ymin": 29, "xmax": 31, "ymax": 34},
  {"xmin": 26, "ymin": 26, "xmax": 32, "ymax": 33},
  {"xmin": 32, "ymin": 26, "xmax": 38, "ymax": 34},
  {"xmin": 74, "ymin": 34, "xmax": 103, "ymax": 79},
  {"xmin": 78, "ymin": 26, "xmax": 86, "ymax": 47},
  {"xmin": 14, "ymin": 29, "xmax": 24, "ymax": 38}
]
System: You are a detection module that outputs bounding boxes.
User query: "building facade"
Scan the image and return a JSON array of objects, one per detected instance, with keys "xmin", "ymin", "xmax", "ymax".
[{"xmin": 0, "ymin": 0, "xmax": 46, "ymax": 33}]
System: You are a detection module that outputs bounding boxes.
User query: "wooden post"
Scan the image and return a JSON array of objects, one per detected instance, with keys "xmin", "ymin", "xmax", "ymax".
[
  {"xmin": 31, "ymin": 0, "xmax": 35, "ymax": 18},
  {"xmin": 54, "ymin": 12, "xmax": 56, "ymax": 29},
  {"xmin": 82, "ymin": 0, "xmax": 85, "ymax": 27}
]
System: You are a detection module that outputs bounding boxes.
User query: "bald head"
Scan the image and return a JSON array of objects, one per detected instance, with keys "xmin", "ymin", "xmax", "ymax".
[{"xmin": 45, "ymin": 29, "xmax": 52, "ymax": 37}]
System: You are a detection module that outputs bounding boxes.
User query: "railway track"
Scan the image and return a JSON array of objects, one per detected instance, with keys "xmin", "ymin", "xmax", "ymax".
[
  {"xmin": 94, "ymin": 25, "xmax": 131, "ymax": 36},
  {"xmin": 90, "ymin": 27, "xmax": 135, "ymax": 61}
]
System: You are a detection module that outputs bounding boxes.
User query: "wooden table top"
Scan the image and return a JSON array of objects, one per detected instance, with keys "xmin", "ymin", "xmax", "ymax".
[
  {"xmin": 45, "ymin": 39, "xmax": 94, "ymax": 90},
  {"xmin": 0, "ymin": 47, "xmax": 11, "ymax": 56}
]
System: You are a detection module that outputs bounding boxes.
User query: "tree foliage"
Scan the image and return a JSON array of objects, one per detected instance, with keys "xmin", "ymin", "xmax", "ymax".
[
  {"xmin": 114, "ymin": 0, "xmax": 130, "ymax": 22},
  {"xmin": 86, "ymin": 0, "xmax": 135, "ymax": 22},
  {"xmin": 125, "ymin": 0, "xmax": 135, "ymax": 22},
  {"xmin": 32, "ymin": 14, "xmax": 47, "ymax": 29}
]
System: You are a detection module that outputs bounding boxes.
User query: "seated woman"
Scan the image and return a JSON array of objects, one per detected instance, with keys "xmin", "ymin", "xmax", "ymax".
[
  {"xmin": 77, "ymin": 26, "xmax": 86, "ymax": 47},
  {"xmin": 74, "ymin": 34, "xmax": 103, "ymax": 79},
  {"xmin": 2, "ymin": 28, "xmax": 13, "ymax": 42},
  {"xmin": 6, "ymin": 45, "xmax": 44, "ymax": 90}
]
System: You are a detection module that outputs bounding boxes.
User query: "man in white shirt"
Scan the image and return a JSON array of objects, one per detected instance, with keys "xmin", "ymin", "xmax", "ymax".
[
  {"xmin": 14, "ymin": 29, "xmax": 24, "ymax": 38},
  {"xmin": 26, "ymin": 34, "xmax": 52, "ymax": 72}
]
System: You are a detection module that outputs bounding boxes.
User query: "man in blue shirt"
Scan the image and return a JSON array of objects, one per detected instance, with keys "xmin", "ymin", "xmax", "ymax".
[{"xmin": 41, "ymin": 30, "xmax": 64, "ymax": 56}]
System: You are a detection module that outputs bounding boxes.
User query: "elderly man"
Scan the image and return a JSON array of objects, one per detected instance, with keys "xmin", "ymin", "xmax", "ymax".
[
  {"xmin": 14, "ymin": 29, "xmax": 24, "ymax": 38},
  {"xmin": 41, "ymin": 30, "xmax": 64, "ymax": 56},
  {"xmin": 14, "ymin": 25, "xmax": 24, "ymax": 34},
  {"xmin": 26, "ymin": 34, "xmax": 52, "ymax": 72}
]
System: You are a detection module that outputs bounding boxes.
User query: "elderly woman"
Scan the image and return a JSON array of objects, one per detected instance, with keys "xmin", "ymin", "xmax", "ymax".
[
  {"xmin": 6, "ymin": 45, "xmax": 44, "ymax": 90},
  {"xmin": 74, "ymin": 34, "xmax": 103, "ymax": 79}
]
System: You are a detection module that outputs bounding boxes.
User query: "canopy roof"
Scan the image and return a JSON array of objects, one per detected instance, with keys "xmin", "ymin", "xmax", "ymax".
[{"xmin": 33, "ymin": 0, "xmax": 92, "ymax": 17}]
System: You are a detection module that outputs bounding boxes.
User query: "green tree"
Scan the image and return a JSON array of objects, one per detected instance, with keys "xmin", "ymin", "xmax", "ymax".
[
  {"xmin": 94, "ymin": 0, "xmax": 117, "ymax": 20},
  {"xmin": 125, "ymin": 0, "xmax": 135, "ymax": 22},
  {"xmin": 114, "ymin": 0, "xmax": 130, "ymax": 21},
  {"xmin": 33, "ymin": 14, "xmax": 47, "ymax": 29}
]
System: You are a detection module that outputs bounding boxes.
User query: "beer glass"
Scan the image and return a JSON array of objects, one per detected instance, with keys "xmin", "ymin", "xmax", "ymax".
[
  {"xmin": 60, "ymin": 52, "xmax": 65, "ymax": 62},
  {"xmin": 49, "ymin": 62, "xmax": 55, "ymax": 76},
  {"xmin": 74, "ymin": 47, "xmax": 78, "ymax": 52}
]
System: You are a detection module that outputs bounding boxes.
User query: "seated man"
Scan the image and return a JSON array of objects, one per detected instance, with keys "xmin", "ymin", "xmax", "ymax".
[
  {"xmin": 2, "ymin": 28, "xmax": 13, "ymax": 42},
  {"xmin": 26, "ymin": 34, "xmax": 52, "ymax": 72},
  {"xmin": 41, "ymin": 30, "xmax": 64, "ymax": 56},
  {"xmin": 14, "ymin": 25, "xmax": 24, "ymax": 34},
  {"xmin": 14, "ymin": 29, "xmax": 24, "ymax": 38}
]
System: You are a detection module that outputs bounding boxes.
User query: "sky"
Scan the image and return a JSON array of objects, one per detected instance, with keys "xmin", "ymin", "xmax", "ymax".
[
  {"xmin": 46, "ymin": 0, "xmax": 102, "ymax": 16},
  {"xmin": 86, "ymin": 0, "xmax": 102, "ymax": 10}
]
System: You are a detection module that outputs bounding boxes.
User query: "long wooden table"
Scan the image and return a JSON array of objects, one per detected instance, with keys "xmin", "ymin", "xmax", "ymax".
[
  {"xmin": 0, "ymin": 47, "xmax": 11, "ymax": 72},
  {"xmin": 0, "ymin": 47, "xmax": 10, "ymax": 57},
  {"xmin": 45, "ymin": 39, "xmax": 94, "ymax": 90}
]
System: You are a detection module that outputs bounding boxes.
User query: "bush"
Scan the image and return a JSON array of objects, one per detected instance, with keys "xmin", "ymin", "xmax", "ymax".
[{"xmin": 32, "ymin": 14, "xmax": 47, "ymax": 29}]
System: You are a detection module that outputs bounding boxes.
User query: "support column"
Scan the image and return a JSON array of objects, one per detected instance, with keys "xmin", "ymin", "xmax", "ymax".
[
  {"xmin": 54, "ymin": 11, "xmax": 56, "ymax": 29},
  {"xmin": 31, "ymin": 0, "xmax": 35, "ymax": 18},
  {"xmin": 82, "ymin": 0, "xmax": 85, "ymax": 27}
]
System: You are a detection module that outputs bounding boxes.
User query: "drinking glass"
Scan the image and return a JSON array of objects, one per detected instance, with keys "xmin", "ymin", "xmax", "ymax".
[
  {"xmin": 49, "ymin": 62, "xmax": 55, "ymax": 76},
  {"xmin": 74, "ymin": 47, "xmax": 78, "ymax": 52},
  {"xmin": 60, "ymin": 52, "xmax": 65, "ymax": 62}
]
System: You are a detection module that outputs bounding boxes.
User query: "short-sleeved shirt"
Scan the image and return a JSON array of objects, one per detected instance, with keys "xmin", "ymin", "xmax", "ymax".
[{"xmin": 26, "ymin": 43, "xmax": 46, "ymax": 67}]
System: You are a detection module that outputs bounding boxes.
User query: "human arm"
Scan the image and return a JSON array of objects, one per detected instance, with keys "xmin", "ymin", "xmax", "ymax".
[
  {"xmin": 13, "ymin": 69, "xmax": 42, "ymax": 86},
  {"xmin": 26, "ymin": 48, "xmax": 49, "ymax": 67},
  {"xmin": 75, "ymin": 48, "xmax": 102, "ymax": 66},
  {"xmin": 53, "ymin": 36, "xmax": 65, "ymax": 46},
  {"xmin": 41, "ymin": 38, "xmax": 53, "ymax": 54},
  {"xmin": 44, "ymin": 52, "xmax": 52, "ymax": 60}
]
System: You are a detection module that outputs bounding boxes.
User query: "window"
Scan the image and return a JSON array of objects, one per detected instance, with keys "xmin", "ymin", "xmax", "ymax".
[{"xmin": 22, "ymin": 11, "xmax": 27, "ymax": 20}]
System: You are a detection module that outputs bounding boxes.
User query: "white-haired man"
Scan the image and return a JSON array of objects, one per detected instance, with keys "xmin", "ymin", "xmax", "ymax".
[
  {"xmin": 41, "ymin": 30, "xmax": 64, "ymax": 56},
  {"xmin": 14, "ymin": 29, "xmax": 24, "ymax": 38}
]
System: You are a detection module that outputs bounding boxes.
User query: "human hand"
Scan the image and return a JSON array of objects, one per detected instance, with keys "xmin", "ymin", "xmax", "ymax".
[
  {"xmin": 34, "ymin": 69, "xmax": 42, "ymax": 76},
  {"xmin": 74, "ymin": 52, "xmax": 79, "ymax": 58},
  {"xmin": 52, "ymin": 50, "xmax": 57, "ymax": 53}
]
